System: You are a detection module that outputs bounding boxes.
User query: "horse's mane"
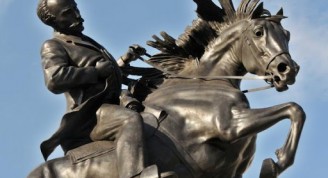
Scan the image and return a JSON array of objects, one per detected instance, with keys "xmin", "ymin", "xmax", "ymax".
[{"xmin": 147, "ymin": 0, "xmax": 275, "ymax": 74}]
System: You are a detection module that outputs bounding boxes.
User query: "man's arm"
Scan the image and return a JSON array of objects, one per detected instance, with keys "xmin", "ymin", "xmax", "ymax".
[{"xmin": 41, "ymin": 39, "xmax": 99, "ymax": 94}]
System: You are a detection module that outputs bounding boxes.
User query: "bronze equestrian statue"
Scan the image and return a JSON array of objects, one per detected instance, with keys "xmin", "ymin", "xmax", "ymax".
[{"xmin": 29, "ymin": 0, "xmax": 305, "ymax": 178}]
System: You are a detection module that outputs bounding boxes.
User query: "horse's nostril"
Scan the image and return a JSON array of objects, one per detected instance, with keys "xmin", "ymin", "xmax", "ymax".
[{"xmin": 277, "ymin": 63, "xmax": 288, "ymax": 73}]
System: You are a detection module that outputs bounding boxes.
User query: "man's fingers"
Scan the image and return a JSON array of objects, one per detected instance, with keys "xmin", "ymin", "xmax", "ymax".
[{"xmin": 129, "ymin": 45, "xmax": 146, "ymax": 55}]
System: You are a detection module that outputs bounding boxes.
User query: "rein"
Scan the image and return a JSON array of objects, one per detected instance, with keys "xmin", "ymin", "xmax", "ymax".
[
  {"xmin": 166, "ymin": 75, "xmax": 274, "ymax": 93},
  {"xmin": 138, "ymin": 55, "xmax": 274, "ymax": 93}
]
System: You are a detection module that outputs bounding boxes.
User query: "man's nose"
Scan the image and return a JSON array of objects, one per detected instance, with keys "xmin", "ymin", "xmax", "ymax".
[{"xmin": 74, "ymin": 10, "xmax": 81, "ymax": 19}]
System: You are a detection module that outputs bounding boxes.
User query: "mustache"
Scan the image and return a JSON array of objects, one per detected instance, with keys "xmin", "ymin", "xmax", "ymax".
[{"xmin": 69, "ymin": 18, "xmax": 84, "ymax": 28}]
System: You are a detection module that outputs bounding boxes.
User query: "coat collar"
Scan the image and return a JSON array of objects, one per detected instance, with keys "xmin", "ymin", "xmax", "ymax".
[{"xmin": 53, "ymin": 32, "xmax": 103, "ymax": 52}]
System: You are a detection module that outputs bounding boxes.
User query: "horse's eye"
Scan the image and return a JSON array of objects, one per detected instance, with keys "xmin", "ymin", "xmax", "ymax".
[{"xmin": 254, "ymin": 27, "xmax": 264, "ymax": 37}]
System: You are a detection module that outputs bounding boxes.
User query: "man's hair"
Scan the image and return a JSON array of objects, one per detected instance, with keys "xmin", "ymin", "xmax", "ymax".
[{"xmin": 37, "ymin": 0, "xmax": 56, "ymax": 27}]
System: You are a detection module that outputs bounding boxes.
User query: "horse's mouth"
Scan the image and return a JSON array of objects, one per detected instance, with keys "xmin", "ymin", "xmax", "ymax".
[
  {"xmin": 265, "ymin": 74, "xmax": 289, "ymax": 92},
  {"xmin": 273, "ymin": 78, "xmax": 289, "ymax": 92}
]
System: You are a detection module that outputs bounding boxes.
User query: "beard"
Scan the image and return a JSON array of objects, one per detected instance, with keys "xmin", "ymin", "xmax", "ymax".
[
  {"xmin": 54, "ymin": 18, "xmax": 85, "ymax": 35},
  {"xmin": 68, "ymin": 23, "xmax": 84, "ymax": 34},
  {"xmin": 69, "ymin": 20, "xmax": 84, "ymax": 31}
]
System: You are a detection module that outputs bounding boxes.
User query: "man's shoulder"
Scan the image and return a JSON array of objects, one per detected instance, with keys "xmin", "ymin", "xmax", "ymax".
[{"xmin": 41, "ymin": 38, "xmax": 66, "ymax": 51}]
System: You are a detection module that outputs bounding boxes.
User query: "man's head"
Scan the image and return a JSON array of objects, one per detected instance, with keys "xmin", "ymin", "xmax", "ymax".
[{"xmin": 37, "ymin": 0, "xmax": 84, "ymax": 35}]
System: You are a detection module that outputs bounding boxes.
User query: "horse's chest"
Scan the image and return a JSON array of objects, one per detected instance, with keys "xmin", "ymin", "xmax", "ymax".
[
  {"xmin": 146, "ymin": 84, "xmax": 252, "ymax": 174},
  {"xmin": 189, "ymin": 136, "xmax": 255, "ymax": 174}
]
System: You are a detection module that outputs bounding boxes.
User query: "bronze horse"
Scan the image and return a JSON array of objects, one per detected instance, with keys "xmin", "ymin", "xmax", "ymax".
[{"xmin": 28, "ymin": 0, "xmax": 305, "ymax": 177}]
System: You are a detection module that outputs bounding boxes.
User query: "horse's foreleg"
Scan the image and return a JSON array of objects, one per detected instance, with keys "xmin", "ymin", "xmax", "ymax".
[{"xmin": 226, "ymin": 102, "xmax": 305, "ymax": 175}]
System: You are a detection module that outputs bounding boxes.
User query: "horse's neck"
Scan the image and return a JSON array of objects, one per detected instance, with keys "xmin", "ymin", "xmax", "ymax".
[
  {"xmin": 191, "ymin": 21, "xmax": 248, "ymax": 88},
  {"xmin": 179, "ymin": 38, "xmax": 246, "ymax": 89},
  {"xmin": 160, "ymin": 20, "xmax": 249, "ymax": 90}
]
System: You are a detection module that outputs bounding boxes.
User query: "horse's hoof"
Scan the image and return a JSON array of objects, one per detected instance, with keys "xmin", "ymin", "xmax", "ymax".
[{"xmin": 260, "ymin": 158, "xmax": 278, "ymax": 178}]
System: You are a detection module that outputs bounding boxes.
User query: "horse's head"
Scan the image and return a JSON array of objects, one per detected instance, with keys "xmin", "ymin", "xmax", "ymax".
[
  {"xmin": 186, "ymin": 1, "xmax": 299, "ymax": 91},
  {"xmin": 241, "ymin": 12, "xmax": 299, "ymax": 91}
]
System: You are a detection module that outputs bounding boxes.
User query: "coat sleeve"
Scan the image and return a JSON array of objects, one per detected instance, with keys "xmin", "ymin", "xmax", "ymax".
[{"xmin": 41, "ymin": 39, "xmax": 99, "ymax": 94}]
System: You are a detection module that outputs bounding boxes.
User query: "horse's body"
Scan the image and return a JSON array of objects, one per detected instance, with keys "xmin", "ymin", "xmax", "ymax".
[
  {"xmin": 29, "ymin": 0, "xmax": 305, "ymax": 177},
  {"xmin": 143, "ymin": 82, "xmax": 256, "ymax": 177}
]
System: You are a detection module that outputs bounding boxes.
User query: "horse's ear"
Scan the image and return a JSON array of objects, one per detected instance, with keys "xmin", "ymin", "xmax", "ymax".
[
  {"xmin": 276, "ymin": 7, "xmax": 284, "ymax": 16},
  {"xmin": 251, "ymin": 2, "xmax": 263, "ymax": 19},
  {"xmin": 269, "ymin": 8, "xmax": 287, "ymax": 23}
]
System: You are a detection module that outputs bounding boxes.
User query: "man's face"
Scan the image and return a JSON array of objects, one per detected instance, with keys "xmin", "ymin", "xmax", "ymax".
[{"xmin": 47, "ymin": 0, "xmax": 84, "ymax": 34}]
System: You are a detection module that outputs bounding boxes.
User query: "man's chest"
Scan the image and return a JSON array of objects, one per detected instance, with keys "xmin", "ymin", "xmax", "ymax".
[{"xmin": 63, "ymin": 43, "xmax": 104, "ymax": 67}]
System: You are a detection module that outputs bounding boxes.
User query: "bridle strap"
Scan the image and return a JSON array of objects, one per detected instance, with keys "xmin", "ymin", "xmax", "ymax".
[
  {"xmin": 168, "ymin": 75, "xmax": 274, "ymax": 93},
  {"xmin": 241, "ymin": 84, "xmax": 274, "ymax": 93},
  {"xmin": 265, "ymin": 51, "xmax": 290, "ymax": 70},
  {"xmin": 167, "ymin": 75, "xmax": 272, "ymax": 80}
]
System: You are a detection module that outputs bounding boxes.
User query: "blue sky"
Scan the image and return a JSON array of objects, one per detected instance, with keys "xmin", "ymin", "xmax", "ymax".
[{"xmin": 0, "ymin": 0, "xmax": 327, "ymax": 177}]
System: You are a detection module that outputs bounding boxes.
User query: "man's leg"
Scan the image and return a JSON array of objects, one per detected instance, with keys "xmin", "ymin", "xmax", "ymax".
[{"xmin": 90, "ymin": 104, "xmax": 145, "ymax": 178}]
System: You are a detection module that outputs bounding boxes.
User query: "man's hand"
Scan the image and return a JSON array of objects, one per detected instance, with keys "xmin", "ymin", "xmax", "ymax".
[
  {"xmin": 129, "ymin": 44, "xmax": 146, "ymax": 58},
  {"xmin": 119, "ymin": 45, "xmax": 147, "ymax": 65},
  {"xmin": 95, "ymin": 59, "xmax": 113, "ymax": 79}
]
